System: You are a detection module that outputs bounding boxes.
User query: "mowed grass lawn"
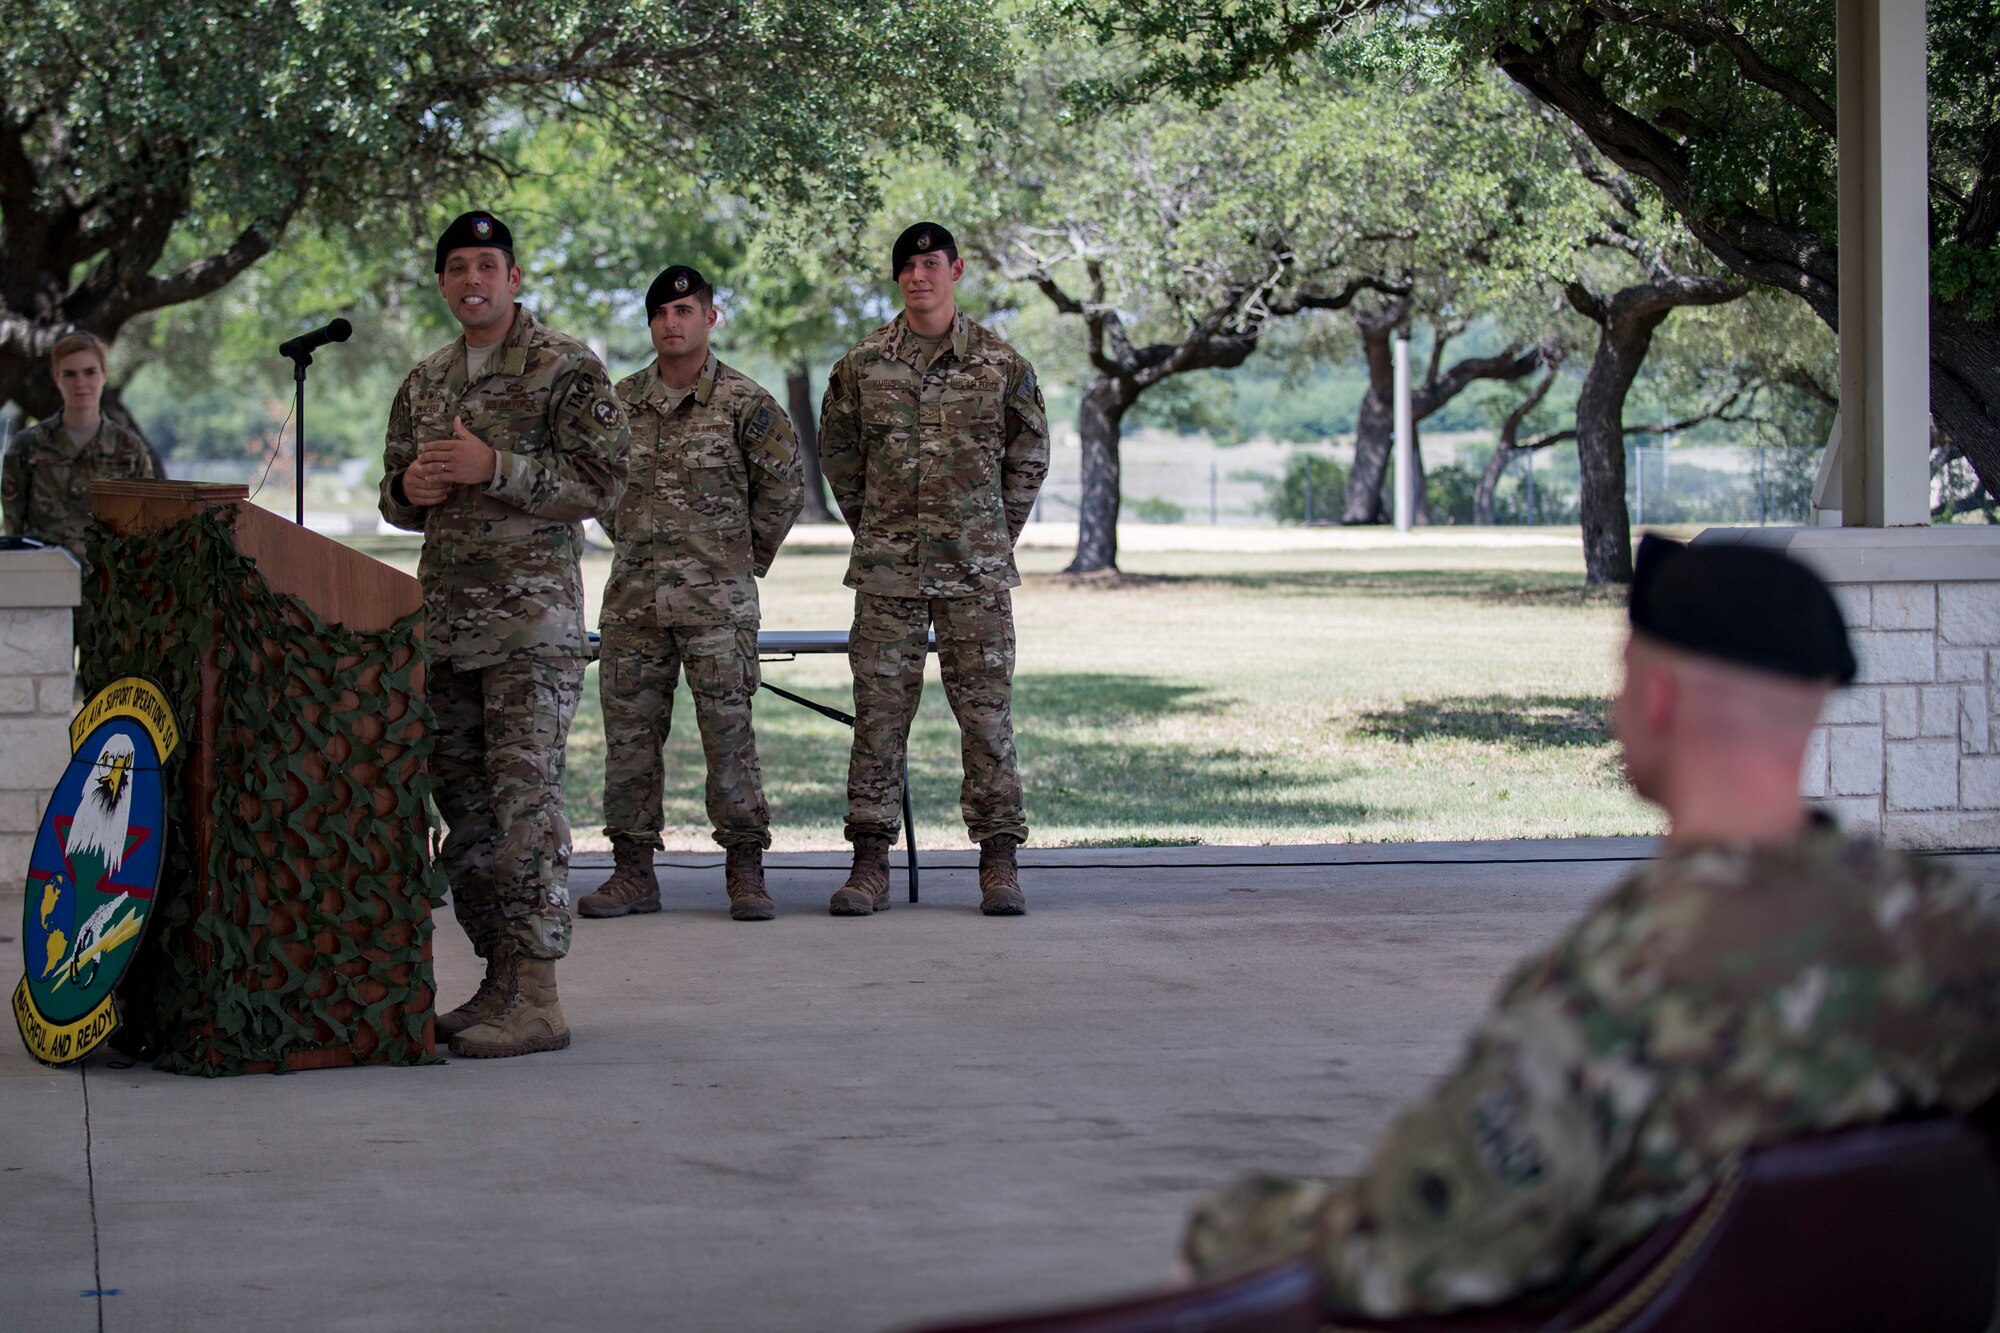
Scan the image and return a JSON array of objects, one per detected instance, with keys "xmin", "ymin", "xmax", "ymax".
[{"xmin": 352, "ymin": 530, "xmax": 1661, "ymax": 850}]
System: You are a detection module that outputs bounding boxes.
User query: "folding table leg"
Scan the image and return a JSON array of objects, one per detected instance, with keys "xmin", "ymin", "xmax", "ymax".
[{"xmin": 901, "ymin": 758, "xmax": 919, "ymax": 903}]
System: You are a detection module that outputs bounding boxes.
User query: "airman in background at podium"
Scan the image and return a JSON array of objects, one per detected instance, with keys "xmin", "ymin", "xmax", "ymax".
[
  {"xmin": 1181, "ymin": 536, "xmax": 2000, "ymax": 1321},
  {"xmin": 580, "ymin": 264, "xmax": 804, "ymax": 923},
  {"xmin": 378, "ymin": 210, "xmax": 628, "ymax": 1059},
  {"xmin": 2, "ymin": 332, "xmax": 158, "ymax": 645},
  {"xmin": 817, "ymin": 222, "xmax": 1049, "ymax": 917}
]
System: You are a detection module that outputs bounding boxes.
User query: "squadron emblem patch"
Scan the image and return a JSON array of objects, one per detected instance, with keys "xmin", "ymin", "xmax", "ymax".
[
  {"xmin": 14, "ymin": 677, "xmax": 181, "ymax": 1066},
  {"xmin": 594, "ymin": 399, "xmax": 620, "ymax": 427}
]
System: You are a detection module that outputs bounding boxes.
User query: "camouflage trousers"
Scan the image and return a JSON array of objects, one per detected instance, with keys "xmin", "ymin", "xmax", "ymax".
[
  {"xmin": 847, "ymin": 591, "xmax": 1027, "ymax": 845},
  {"xmin": 430, "ymin": 654, "xmax": 583, "ymax": 961},
  {"xmin": 600, "ymin": 622, "xmax": 770, "ymax": 850}
]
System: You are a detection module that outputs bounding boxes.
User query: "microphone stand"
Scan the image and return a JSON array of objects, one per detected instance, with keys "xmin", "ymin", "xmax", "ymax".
[{"xmin": 285, "ymin": 348, "xmax": 313, "ymax": 526}]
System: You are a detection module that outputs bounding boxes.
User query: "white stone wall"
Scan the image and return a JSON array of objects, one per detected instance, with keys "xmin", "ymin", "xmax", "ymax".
[
  {"xmin": 0, "ymin": 550, "xmax": 79, "ymax": 890},
  {"xmin": 1798, "ymin": 580, "xmax": 2000, "ymax": 849}
]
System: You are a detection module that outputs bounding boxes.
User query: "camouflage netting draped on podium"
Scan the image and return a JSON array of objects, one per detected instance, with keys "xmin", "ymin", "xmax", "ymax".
[{"xmin": 81, "ymin": 508, "xmax": 444, "ymax": 1074}]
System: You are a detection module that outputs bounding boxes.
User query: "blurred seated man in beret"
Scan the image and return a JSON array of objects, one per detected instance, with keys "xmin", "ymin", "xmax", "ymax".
[{"xmin": 1183, "ymin": 534, "xmax": 2000, "ymax": 1320}]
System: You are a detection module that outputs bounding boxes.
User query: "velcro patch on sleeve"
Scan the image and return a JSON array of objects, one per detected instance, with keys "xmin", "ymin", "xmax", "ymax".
[{"xmin": 746, "ymin": 405, "xmax": 795, "ymax": 463}]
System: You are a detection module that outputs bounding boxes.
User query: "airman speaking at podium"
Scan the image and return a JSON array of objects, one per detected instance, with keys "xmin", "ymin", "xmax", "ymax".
[{"xmin": 378, "ymin": 210, "xmax": 628, "ymax": 1059}]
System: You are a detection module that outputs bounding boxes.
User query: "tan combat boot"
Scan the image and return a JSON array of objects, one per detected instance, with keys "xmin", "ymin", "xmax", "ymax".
[
  {"xmin": 725, "ymin": 844, "xmax": 775, "ymax": 922},
  {"xmin": 448, "ymin": 953, "xmax": 570, "ymax": 1058},
  {"xmin": 979, "ymin": 835, "xmax": 1026, "ymax": 916},
  {"xmin": 435, "ymin": 954, "xmax": 510, "ymax": 1042},
  {"xmin": 828, "ymin": 836, "xmax": 892, "ymax": 916},
  {"xmin": 576, "ymin": 838, "xmax": 661, "ymax": 918}
]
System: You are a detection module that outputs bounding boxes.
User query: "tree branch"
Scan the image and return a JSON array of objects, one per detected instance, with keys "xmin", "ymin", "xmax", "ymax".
[
  {"xmin": 1958, "ymin": 120, "xmax": 2000, "ymax": 251},
  {"xmin": 128, "ymin": 193, "xmax": 303, "ymax": 318},
  {"xmin": 1264, "ymin": 273, "xmax": 1409, "ymax": 315},
  {"xmin": 1607, "ymin": 273, "xmax": 1749, "ymax": 323},
  {"xmin": 1566, "ymin": 280, "xmax": 1608, "ymax": 323},
  {"xmin": 1597, "ymin": 3, "xmax": 1837, "ymax": 135}
]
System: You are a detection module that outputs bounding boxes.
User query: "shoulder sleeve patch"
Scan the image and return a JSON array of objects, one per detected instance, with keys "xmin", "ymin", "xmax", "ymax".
[
  {"xmin": 1467, "ymin": 1085, "xmax": 1547, "ymax": 1190},
  {"xmin": 746, "ymin": 402, "xmax": 797, "ymax": 465},
  {"xmin": 1016, "ymin": 368, "xmax": 1042, "ymax": 407},
  {"xmin": 593, "ymin": 398, "xmax": 621, "ymax": 428}
]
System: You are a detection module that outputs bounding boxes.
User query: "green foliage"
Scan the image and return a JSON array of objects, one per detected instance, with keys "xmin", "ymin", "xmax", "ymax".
[
  {"xmin": 1935, "ymin": 242, "xmax": 2000, "ymax": 324},
  {"xmin": 1127, "ymin": 495, "xmax": 1187, "ymax": 524},
  {"xmin": 1425, "ymin": 463, "xmax": 1481, "ymax": 525},
  {"xmin": 1, "ymin": 0, "xmax": 1005, "ymax": 231},
  {"xmin": 1264, "ymin": 452, "xmax": 1349, "ymax": 524},
  {"xmin": 974, "ymin": 26, "xmax": 1584, "ymax": 387}
]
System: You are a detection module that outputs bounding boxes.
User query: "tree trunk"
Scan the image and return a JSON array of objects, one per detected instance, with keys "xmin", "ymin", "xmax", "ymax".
[
  {"xmin": 1569, "ymin": 275, "xmax": 1744, "ymax": 584},
  {"xmin": 1067, "ymin": 374, "xmax": 1131, "ymax": 574},
  {"xmin": 1410, "ymin": 423, "xmax": 1430, "ymax": 525},
  {"xmin": 1475, "ymin": 445, "xmax": 1512, "ymax": 525},
  {"xmin": 1931, "ymin": 308, "xmax": 2000, "ymax": 501},
  {"xmin": 785, "ymin": 362, "xmax": 833, "ymax": 523},
  {"xmin": 1575, "ymin": 316, "xmax": 1661, "ymax": 585},
  {"xmin": 1343, "ymin": 302, "xmax": 1539, "ymax": 525},
  {"xmin": 1476, "ymin": 363, "xmax": 1564, "ymax": 527},
  {"xmin": 1342, "ymin": 303, "xmax": 1405, "ymax": 523}
]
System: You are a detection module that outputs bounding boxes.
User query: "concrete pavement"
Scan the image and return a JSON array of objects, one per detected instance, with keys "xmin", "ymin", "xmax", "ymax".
[{"xmin": 9, "ymin": 839, "xmax": 1971, "ymax": 1332}]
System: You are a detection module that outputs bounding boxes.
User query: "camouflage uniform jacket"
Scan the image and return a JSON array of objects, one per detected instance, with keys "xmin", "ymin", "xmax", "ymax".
[
  {"xmin": 1184, "ymin": 821, "xmax": 2000, "ymax": 1319},
  {"xmin": 378, "ymin": 304, "xmax": 628, "ymax": 668},
  {"xmin": 601, "ymin": 353, "xmax": 804, "ymax": 629},
  {"xmin": 1, "ymin": 415, "xmax": 157, "ymax": 560},
  {"xmin": 818, "ymin": 310, "xmax": 1049, "ymax": 597}
]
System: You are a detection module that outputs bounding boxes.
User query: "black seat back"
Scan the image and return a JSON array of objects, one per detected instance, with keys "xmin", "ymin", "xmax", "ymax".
[
  {"xmin": 904, "ymin": 1118, "xmax": 2000, "ymax": 1333},
  {"xmin": 1584, "ymin": 1117, "xmax": 2000, "ymax": 1333}
]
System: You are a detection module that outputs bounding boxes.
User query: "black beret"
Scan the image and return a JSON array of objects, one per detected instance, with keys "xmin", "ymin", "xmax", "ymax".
[
  {"xmin": 1629, "ymin": 533, "xmax": 1856, "ymax": 684},
  {"xmin": 892, "ymin": 222, "xmax": 957, "ymax": 278},
  {"xmin": 646, "ymin": 265, "xmax": 711, "ymax": 313},
  {"xmin": 434, "ymin": 211, "xmax": 514, "ymax": 273}
]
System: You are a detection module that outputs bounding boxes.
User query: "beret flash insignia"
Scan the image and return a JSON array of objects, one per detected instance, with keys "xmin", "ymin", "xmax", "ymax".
[
  {"xmin": 916, "ymin": 229, "xmax": 933, "ymax": 251},
  {"xmin": 473, "ymin": 216, "xmax": 493, "ymax": 240},
  {"xmin": 673, "ymin": 272, "xmax": 689, "ymax": 294}
]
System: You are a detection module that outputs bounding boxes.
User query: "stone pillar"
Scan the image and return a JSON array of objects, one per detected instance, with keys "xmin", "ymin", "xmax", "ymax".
[
  {"xmin": 0, "ymin": 546, "xmax": 80, "ymax": 889},
  {"xmin": 1696, "ymin": 527, "xmax": 2000, "ymax": 850}
]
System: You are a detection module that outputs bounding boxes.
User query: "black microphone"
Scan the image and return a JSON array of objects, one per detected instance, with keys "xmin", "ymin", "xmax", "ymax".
[{"xmin": 278, "ymin": 318, "xmax": 352, "ymax": 360}]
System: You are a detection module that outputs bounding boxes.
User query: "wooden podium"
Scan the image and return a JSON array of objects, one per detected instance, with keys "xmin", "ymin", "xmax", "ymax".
[{"xmin": 88, "ymin": 481, "xmax": 440, "ymax": 1074}]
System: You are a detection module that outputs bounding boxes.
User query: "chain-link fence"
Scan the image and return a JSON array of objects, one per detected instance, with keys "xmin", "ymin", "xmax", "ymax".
[{"xmin": 1030, "ymin": 428, "xmax": 1825, "ymax": 528}]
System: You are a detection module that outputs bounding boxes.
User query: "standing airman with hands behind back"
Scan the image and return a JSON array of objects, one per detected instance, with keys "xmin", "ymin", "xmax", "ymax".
[
  {"xmin": 581, "ymin": 265, "xmax": 804, "ymax": 923},
  {"xmin": 818, "ymin": 222, "xmax": 1049, "ymax": 917},
  {"xmin": 2, "ymin": 332, "xmax": 158, "ymax": 647},
  {"xmin": 379, "ymin": 210, "xmax": 628, "ymax": 1059}
]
